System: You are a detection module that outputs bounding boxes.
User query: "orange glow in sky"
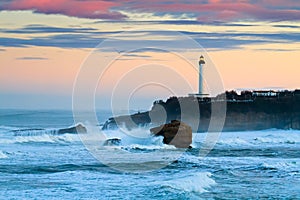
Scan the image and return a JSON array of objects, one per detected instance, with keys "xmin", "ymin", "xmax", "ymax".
[{"xmin": 0, "ymin": 7, "xmax": 299, "ymax": 109}]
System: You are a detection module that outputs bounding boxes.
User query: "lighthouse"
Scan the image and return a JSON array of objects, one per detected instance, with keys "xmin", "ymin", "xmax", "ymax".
[
  {"xmin": 199, "ymin": 55, "xmax": 205, "ymax": 95},
  {"xmin": 189, "ymin": 55, "xmax": 209, "ymax": 98}
]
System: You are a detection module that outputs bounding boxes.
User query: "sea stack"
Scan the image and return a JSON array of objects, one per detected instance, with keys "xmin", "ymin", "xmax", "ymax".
[{"xmin": 150, "ymin": 120, "xmax": 192, "ymax": 148}]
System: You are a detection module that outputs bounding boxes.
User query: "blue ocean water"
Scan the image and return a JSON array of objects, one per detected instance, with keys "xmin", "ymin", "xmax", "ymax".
[{"xmin": 0, "ymin": 109, "xmax": 300, "ymax": 199}]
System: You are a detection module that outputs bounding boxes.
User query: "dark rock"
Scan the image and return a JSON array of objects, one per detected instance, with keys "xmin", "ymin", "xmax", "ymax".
[
  {"xmin": 150, "ymin": 120, "xmax": 192, "ymax": 148},
  {"xmin": 103, "ymin": 138, "xmax": 121, "ymax": 146},
  {"xmin": 57, "ymin": 124, "xmax": 87, "ymax": 134},
  {"xmin": 102, "ymin": 112, "xmax": 151, "ymax": 130}
]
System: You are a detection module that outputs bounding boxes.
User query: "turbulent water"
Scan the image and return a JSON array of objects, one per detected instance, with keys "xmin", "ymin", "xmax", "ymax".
[{"xmin": 0, "ymin": 109, "xmax": 299, "ymax": 199}]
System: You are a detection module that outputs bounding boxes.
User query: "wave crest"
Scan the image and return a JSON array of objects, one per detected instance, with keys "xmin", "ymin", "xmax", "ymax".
[{"xmin": 162, "ymin": 172, "xmax": 216, "ymax": 193}]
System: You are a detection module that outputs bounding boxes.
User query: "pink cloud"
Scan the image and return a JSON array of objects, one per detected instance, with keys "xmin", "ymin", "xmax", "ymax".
[
  {"xmin": 127, "ymin": 1, "xmax": 300, "ymax": 22},
  {"xmin": 1, "ymin": 0, "xmax": 300, "ymax": 22},
  {"xmin": 1, "ymin": 0, "xmax": 126, "ymax": 20}
]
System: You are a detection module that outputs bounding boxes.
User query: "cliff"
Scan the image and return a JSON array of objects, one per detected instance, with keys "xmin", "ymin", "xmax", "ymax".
[{"xmin": 102, "ymin": 90, "xmax": 300, "ymax": 132}]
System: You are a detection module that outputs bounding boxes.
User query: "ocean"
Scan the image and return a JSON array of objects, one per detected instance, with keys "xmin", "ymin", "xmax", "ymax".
[{"xmin": 0, "ymin": 109, "xmax": 299, "ymax": 199}]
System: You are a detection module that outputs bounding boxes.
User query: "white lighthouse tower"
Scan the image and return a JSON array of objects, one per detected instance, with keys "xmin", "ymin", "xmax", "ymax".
[
  {"xmin": 198, "ymin": 55, "xmax": 205, "ymax": 95},
  {"xmin": 189, "ymin": 55, "xmax": 209, "ymax": 98}
]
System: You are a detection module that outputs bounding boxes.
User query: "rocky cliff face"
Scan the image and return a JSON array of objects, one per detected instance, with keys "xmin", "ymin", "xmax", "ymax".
[{"xmin": 102, "ymin": 90, "xmax": 300, "ymax": 132}]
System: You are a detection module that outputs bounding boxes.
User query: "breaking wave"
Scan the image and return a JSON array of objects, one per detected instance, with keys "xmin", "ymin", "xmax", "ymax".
[
  {"xmin": 1, "ymin": 124, "xmax": 300, "ymax": 151},
  {"xmin": 0, "ymin": 124, "xmax": 168, "ymax": 149},
  {"xmin": 0, "ymin": 134, "xmax": 81, "ymax": 144},
  {"xmin": 162, "ymin": 172, "xmax": 216, "ymax": 193},
  {"xmin": 215, "ymin": 130, "xmax": 300, "ymax": 146}
]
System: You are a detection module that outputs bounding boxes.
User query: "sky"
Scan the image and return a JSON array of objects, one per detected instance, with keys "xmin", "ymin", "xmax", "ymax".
[{"xmin": 0, "ymin": 0, "xmax": 300, "ymax": 110}]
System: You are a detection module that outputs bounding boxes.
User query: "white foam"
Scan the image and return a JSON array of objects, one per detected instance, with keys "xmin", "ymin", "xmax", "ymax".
[
  {"xmin": 0, "ymin": 125, "xmax": 165, "ymax": 147},
  {"xmin": 0, "ymin": 134, "xmax": 82, "ymax": 144},
  {"xmin": 253, "ymin": 135, "xmax": 300, "ymax": 144},
  {"xmin": 0, "ymin": 138, "xmax": 13, "ymax": 144},
  {"xmin": 19, "ymin": 134, "xmax": 81, "ymax": 144},
  {"xmin": 218, "ymin": 137, "xmax": 250, "ymax": 146},
  {"xmin": 124, "ymin": 143, "xmax": 177, "ymax": 150},
  {"xmin": 0, "ymin": 150, "xmax": 7, "ymax": 159},
  {"xmin": 212, "ymin": 130, "xmax": 300, "ymax": 146},
  {"xmin": 0, "ymin": 125, "xmax": 19, "ymax": 131},
  {"xmin": 163, "ymin": 172, "xmax": 216, "ymax": 193},
  {"xmin": 102, "ymin": 127, "xmax": 166, "ymax": 148}
]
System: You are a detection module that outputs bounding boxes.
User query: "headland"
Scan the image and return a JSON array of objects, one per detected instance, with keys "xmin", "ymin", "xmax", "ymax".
[{"xmin": 103, "ymin": 89, "xmax": 300, "ymax": 132}]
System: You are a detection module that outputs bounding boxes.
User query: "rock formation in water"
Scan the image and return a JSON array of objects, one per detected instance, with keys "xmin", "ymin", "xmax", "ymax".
[
  {"xmin": 103, "ymin": 138, "xmax": 122, "ymax": 146},
  {"xmin": 150, "ymin": 120, "xmax": 192, "ymax": 148},
  {"xmin": 57, "ymin": 124, "xmax": 87, "ymax": 134}
]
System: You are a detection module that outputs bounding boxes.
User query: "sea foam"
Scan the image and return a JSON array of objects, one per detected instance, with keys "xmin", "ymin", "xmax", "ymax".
[
  {"xmin": 0, "ymin": 134, "xmax": 81, "ymax": 144},
  {"xmin": 0, "ymin": 150, "xmax": 7, "ymax": 159},
  {"xmin": 163, "ymin": 172, "xmax": 216, "ymax": 193}
]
